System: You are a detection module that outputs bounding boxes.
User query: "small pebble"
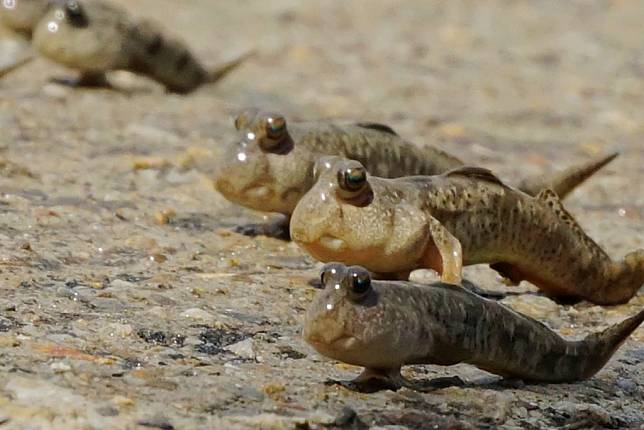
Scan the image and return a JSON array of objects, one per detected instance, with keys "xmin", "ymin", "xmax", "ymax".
[{"xmin": 225, "ymin": 338, "xmax": 255, "ymax": 359}]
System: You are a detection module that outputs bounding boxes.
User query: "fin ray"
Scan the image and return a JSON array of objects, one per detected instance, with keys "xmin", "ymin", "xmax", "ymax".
[
  {"xmin": 354, "ymin": 122, "xmax": 399, "ymax": 136},
  {"xmin": 207, "ymin": 50, "xmax": 255, "ymax": 83},
  {"xmin": 445, "ymin": 166, "xmax": 507, "ymax": 187}
]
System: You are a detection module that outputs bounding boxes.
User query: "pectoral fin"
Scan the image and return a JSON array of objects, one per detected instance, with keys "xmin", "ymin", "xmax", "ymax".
[{"xmin": 424, "ymin": 215, "xmax": 463, "ymax": 285}]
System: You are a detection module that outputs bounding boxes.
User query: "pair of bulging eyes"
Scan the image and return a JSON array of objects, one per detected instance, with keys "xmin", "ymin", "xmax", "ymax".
[
  {"xmin": 320, "ymin": 264, "xmax": 372, "ymax": 299},
  {"xmin": 63, "ymin": 1, "xmax": 89, "ymax": 28}
]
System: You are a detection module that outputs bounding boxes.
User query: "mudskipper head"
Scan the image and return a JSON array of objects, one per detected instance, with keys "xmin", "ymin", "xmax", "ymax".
[
  {"xmin": 303, "ymin": 263, "xmax": 417, "ymax": 369},
  {"xmin": 214, "ymin": 108, "xmax": 315, "ymax": 215},
  {"xmin": 31, "ymin": 0, "xmax": 125, "ymax": 71},
  {"xmin": 0, "ymin": 0, "xmax": 51, "ymax": 38},
  {"xmin": 291, "ymin": 158, "xmax": 416, "ymax": 273}
]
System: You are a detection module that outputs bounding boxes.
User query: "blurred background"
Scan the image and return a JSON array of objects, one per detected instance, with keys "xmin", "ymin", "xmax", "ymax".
[{"xmin": 0, "ymin": 1, "xmax": 642, "ymax": 428}]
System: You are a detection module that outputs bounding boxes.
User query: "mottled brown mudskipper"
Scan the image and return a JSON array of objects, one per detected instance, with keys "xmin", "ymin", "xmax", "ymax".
[
  {"xmin": 0, "ymin": 0, "xmax": 250, "ymax": 92},
  {"xmin": 215, "ymin": 108, "xmax": 617, "ymax": 239},
  {"xmin": 291, "ymin": 158, "xmax": 643, "ymax": 305},
  {"xmin": 0, "ymin": 0, "xmax": 50, "ymax": 38},
  {"xmin": 303, "ymin": 263, "xmax": 644, "ymax": 392}
]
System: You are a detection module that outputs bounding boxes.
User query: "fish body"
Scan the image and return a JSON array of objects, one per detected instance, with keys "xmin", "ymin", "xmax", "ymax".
[
  {"xmin": 215, "ymin": 109, "xmax": 616, "ymax": 238},
  {"xmin": 215, "ymin": 109, "xmax": 462, "ymax": 217},
  {"xmin": 291, "ymin": 160, "xmax": 643, "ymax": 304},
  {"xmin": 0, "ymin": 0, "xmax": 50, "ymax": 38},
  {"xmin": 304, "ymin": 263, "xmax": 644, "ymax": 389},
  {"xmin": 2, "ymin": 0, "xmax": 246, "ymax": 92}
]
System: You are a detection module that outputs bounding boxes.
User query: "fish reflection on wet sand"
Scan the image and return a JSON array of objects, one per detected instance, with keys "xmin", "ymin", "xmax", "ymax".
[{"xmin": 303, "ymin": 263, "xmax": 644, "ymax": 392}]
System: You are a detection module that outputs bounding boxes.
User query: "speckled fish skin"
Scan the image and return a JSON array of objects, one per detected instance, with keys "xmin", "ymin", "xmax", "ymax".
[
  {"xmin": 0, "ymin": 0, "xmax": 51, "ymax": 38},
  {"xmin": 291, "ymin": 159, "xmax": 644, "ymax": 305},
  {"xmin": 215, "ymin": 108, "xmax": 616, "ymax": 217},
  {"xmin": 304, "ymin": 264, "xmax": 644, "ymax": 383},
  {"xmin": 215, "ymin": 108, "xmax": 462, "ymax": 216},
  {"xmin": 3, "ymin": 0, "xmax": 244, "ymax": 93}
]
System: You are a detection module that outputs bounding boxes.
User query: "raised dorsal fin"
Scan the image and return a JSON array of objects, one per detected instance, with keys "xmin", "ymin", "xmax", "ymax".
[
  {"xmin": 445, "ymin": 166, "xmax": 506, "ymax": 187},
  {"xmin": 354, "ymin": 122, "xmax": 399, "ymax": 136},
  {"xmin": 536, "ymin": 188, "xmax": 607, "ymax": 258},
  {"xmin": 207, "ymin": 50, "xmax": 255, "ymax": 84}
]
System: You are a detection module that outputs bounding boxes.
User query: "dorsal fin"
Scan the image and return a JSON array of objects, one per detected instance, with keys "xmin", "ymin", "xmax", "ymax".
[
  {"xmin": 536, "ymin": 188, "xmax": 607, "ymax": 258},
  {"xmin": 354, "ymin": 122, "xmax": 399, "ymax": 136},
  {"xmin": 207, "ymin": 50, "xmax": 255, "ymax": 84},
  {"xmin": 445, "ymin": 166, "xmax": 506, "ymax": 187}
]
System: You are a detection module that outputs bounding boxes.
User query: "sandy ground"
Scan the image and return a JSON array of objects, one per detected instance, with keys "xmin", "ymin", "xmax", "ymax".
[{"xmin": 0, "ymin": 0, "xmax": 642, "ymax": 429}]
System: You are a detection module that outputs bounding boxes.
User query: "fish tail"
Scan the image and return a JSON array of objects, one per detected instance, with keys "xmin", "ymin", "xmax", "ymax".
[
  {"xmin": 577, "ymin": 308, "xmax": 644, "ymax": 379},
  {"xmin": 518, "ymin": 151, "xmax": 618, "ymax": 198},
  {"xmin": 128, "ymin": 20, "xmax": 212, "ymax": 94},
  {"xmin": 206, "ymin": 50, "xmax": 255, "ymax": 84}
]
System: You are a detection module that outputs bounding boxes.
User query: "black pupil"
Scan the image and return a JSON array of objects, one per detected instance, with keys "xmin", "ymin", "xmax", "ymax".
[
  {"xmin": 65, "ymin": 1, "xmax": 88, "ymax": 27},
  {"xmin": 346, "ymin": 170, "xmax": 364, "ymax": 186},
  {"xmin": 352, "ymin": 276, "xmax": 369, "ymax": 294},
  {"xmin": 67, "ymin": 1, "xmax": 80, "ymax": 14},
  {"xmin": 268, "ymin": 120, "xmax": 284, "ymax": 135}
]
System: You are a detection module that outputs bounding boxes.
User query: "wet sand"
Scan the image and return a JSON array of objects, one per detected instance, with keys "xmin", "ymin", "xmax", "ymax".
[{"xmin": 0, "ymin": 1, "xmax": 642, "ymax": 428}]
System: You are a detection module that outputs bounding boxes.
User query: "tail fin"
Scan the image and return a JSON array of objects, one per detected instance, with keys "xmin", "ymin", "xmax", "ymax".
[
  {"xmin": 579, "ymin": 308, "xmax": 644, "ymax": 379},
  {"xmin": 518, "ymin": 151, "xmax": 618, "ymax": 199},
  {"xmin": 207, "ymin": 50, "xmax": 255, "ymax": 84},
  {"xmin": 0, "ymin": 55, "xmax": 32, "ymax": 79}
]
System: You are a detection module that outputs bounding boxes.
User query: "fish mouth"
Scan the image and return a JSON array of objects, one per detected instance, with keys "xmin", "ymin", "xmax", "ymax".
[
  {"xmin": 317, "ymin": 235, "xmax": 347, "ymax": 252},
  {"xmin": 216, "ymin": 181, "xmax": 273, "ymax": 200},
  {"xmin": 243, "ymin": 185, "xmax": 272, "ymax": 199},
  {"xmin": 306, "ymin": 334, "xmax": 358, "ymax": 351}
]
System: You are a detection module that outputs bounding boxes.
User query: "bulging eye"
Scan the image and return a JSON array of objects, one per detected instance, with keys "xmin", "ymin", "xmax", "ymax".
[
  {"xmin": 64, "ymin": 0, "xmax": 88, "ymax": 28},
  {"xmin": 338, "ymin": 164, "xmax": 367, "ymax": 192},
  {"xmin": 234, "ymin": 108, "xmax": 259, "ymax": 130},
  {"xmin": 234, "ymin": 115, "xmax": 246, "ymax": 130},
  {"xmin": 265, "ymin": 115, "xmax": 286, "ymax": 140},
  {"xmin": 347, "ymin": 266, "xmax": 371, "ymax": 299},
  {"xmin": 313, "ymin": 156, "xmax": 339, "ymax": 182},
  {"xmin": 257, "ymin": 115, "xmax": 291, "ymax": 152},
  {"xmin": 320, "ymin": 262, "xmax": 345, "ymax": 286}
]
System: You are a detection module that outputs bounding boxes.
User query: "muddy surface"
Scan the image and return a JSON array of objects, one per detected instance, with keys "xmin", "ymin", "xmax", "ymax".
[{"xmin": 0, "ymin": 1, "xmax": 642, "ymax": 429}]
